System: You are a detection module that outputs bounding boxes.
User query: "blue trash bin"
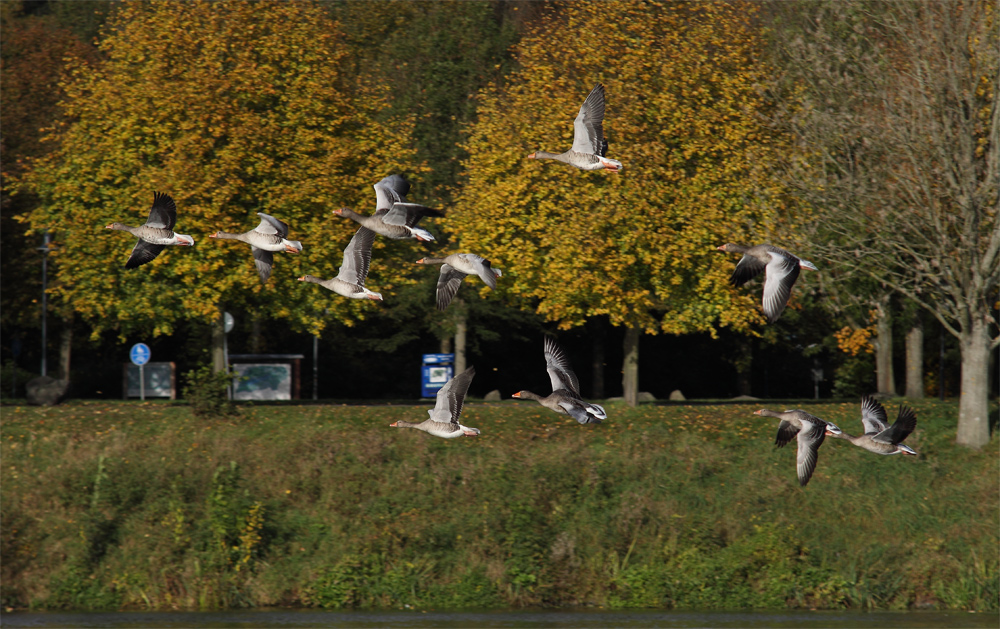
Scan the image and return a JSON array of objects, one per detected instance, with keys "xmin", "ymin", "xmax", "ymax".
[{"xmin": 421, "ymin": 353, "xmax": 454, "ymax": 398}]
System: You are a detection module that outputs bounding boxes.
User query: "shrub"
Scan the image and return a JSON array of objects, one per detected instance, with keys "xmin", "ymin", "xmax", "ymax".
[{"xmin": 182, "ymin": 364, "xmax": 240, "ymax": 418}]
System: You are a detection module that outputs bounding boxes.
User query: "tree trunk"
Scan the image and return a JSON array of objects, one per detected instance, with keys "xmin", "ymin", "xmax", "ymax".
[
  {"xmin": 439, "ymin": 336, "xmax": 452, "ymax": 354},
  {"xmin": 250, "ymin": 316, "xmax": 263, "ymax": 354},
  {"xmin": 905, "ymin": 321, "xmax": 924, "ymax": 398},
  {"xmin": 622, "ymin": 326, "xmax": 639, "ymax": 407},
  {"xmin": 58, "ymin": 314, "xmax": 73, "ymax": 382},
  {"xmin": 874, "ymin": 296, "xmax": 896, "ymax": 395},
  {"xmin": 591, "ymin": 319, "xmax": 605, "ymax": 399},
  {"xmin": 454, "ymin": 302, "xmax": 467, "ymax": 375},
  {"xmin": 735, "ymin": 336, "xmax": 753, "ymax": 397},
  {"xmin": 212, "ymin": 305, "xmax": 226, "ymax": 374},
  {"xmin": 956, "ymin": 317, "xmax": 991, "ymax": 448}
]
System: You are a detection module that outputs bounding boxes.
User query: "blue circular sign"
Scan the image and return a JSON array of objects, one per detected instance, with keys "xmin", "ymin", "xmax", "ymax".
[{"xmin": 130, "ymin": 343, "xmax": 151, "ymax": 366}]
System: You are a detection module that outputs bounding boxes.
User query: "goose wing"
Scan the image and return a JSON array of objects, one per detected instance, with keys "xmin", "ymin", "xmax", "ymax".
[
  {"xmin": 543, "ymin": 337, "xmax": 581, "ymax": 395},
  {"xmin": 382, "ymin": 202, "xmax": 444, "ymax": 228},
  {"xmin": 145, "ymin": 192, "xmax": 177, "ymax": 230},
  {"xmin": 860, "ymin": 395, "xmax": 889, "ymax": 434},
  {"xmin": 435, "ymin": 264, "xmax": 469, "ymax": 311},
  {"xmin": 336, "ymin": 226, "xmax": 376, "ymax": 286},
  {"xmin": 774, "ymin": 419, "xmax": 800, "ymax": 448},
  {"xmin": 255, "ymin": 212, "xmax": 290, "ymax": 239},
  {"xmin": 761, "ymin": 249, "xmax": 801, "ymax": 323},
  {"xmin": 125, "ymin": 240, "xmax": 165, "ymax": 269},
  {"xmin": 373, "ymin": 175, "xmax": 410, "ymax": 210},
  {"xmin": 429, "ymin": 366, "xmax": 476, "ymax": 425},
  {"xmin": 252, "ymin": 247, "xmax": 274, "ymax": 283},
  {"xmin": 570, "ymin": 83, "xmax": 606, "ymax": 156},
  {"xmin": 872, "ymin": 405, "xmax": 917, "ymax": 445},
  {"xmin": 795, "ymin": 418, "xmax": 827, "ymax": 487},
  {"xmin": 729, "ymin": 251, "xmax": 768, "ymax": 288}
]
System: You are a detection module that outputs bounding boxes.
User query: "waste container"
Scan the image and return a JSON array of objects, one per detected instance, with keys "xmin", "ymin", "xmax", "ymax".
[{"xmin": 421, "ymin": 353, "xmax": 454, "ymax": 398}]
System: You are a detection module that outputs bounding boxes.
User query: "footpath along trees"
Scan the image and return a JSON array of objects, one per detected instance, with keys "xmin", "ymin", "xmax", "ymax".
[
  {"xmin": 17, "ymin": 0, "xmax": 420, "ymax": 369},
  {"xmin": 453, "ymin": 1, "xmax": 794, "ymax": 404}
]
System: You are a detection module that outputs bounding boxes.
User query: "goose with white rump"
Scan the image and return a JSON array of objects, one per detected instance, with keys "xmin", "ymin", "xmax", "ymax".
[
  {"xmin": 209, "ymin": 212, "xmax": 303, "ymax": 284},
  {"xmin": 334, "ymin": 174, "xmax": 443, "ymax": 242},
  {"xmin": 753, "ymin": 408, "xmax": 842, "ymax": 487},
  {"xmin": 716, "ymin": 243, "xmax": 818, "ymax": 323},
  {"xmin": 106, "ymin": 191, "xmax": 194, "ymax": 268},
  {"xmin": 298, "ymin": 226, "xmax": 382, "ymax": 301},
  {"xmin": 527, "ymin": 83, "xmax": 623, "ymax": 172},
  {"xmin": 513, "ymin": 337, "xmax": 606, "ymax": 425},
  {"xmin": 416, "ymin": 253, "xmax": 502, "ymax": 310},
  {"xmin": 390, "ymin": 366, "xmax": 480, "ymax": 438},
  {"xmin": 826, "ymin": 396, "xmax": 918, "ymax": 456}
]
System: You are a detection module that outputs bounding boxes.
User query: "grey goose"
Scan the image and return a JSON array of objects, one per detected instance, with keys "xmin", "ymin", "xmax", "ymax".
[
  {"xmin": 334, "ymin": 174, "xmax": 443, "ymax": 242},
  {"xmin": 527, "ymin": 83, "xmax": 623, "ymax": 172},
  {"xmin": 210, "ymin": 212, "xmax": 303, "ymax": 284},
  {"xmin": 513, "ymin": 337, "xmax": 606, "ymax": 424},
  {"xmin": 754, "ymin": 408, "xmax": 842, "ymax": 487},
  {"xmin": 716, "ymin": 243, "xmax": 818, "ymax": 323},
  {"xmin": 106, "ymin": 191, "xmax": 194, "ymax": 268},
  {"xmin": 390, "ymin": 366, "xmax": 480, "ymax": 438},
  {"xmin": 416, "ymin": 253, "xmax": 502, "ymax": 310},
  {"xmin": 298, "ymin": 225, "xmax": 382, "ymax": 301},
  {"xmin": 827, "ymin": 396, "xmax": 918, "ymax": 456}
]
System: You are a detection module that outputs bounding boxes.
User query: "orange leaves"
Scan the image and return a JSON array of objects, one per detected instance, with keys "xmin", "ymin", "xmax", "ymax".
[{"xmin": 454, "ymin": 0, "xmax": 785, "ymax": 335}]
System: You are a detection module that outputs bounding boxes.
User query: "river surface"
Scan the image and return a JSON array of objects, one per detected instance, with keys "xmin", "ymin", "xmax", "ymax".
[{"xmin": 1, "ymin": 609, "xmax": 996, "ymax": 628}]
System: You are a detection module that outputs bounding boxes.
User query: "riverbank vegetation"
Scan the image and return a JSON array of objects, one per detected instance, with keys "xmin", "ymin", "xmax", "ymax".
[{"xmin": 2, "ymin": 399, "xmax": 996, "ymax": 611}]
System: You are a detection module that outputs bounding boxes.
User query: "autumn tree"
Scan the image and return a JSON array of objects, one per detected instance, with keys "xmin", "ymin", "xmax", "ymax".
[
  {"xmin": 452, "ymin": 1, "xmax": 795, "ymax": 404},
  {"xmin": 765, "ymin": 0, "xmax": 998, "ymax": 447},
  {"xmin": 16, "ymin": 0, "xmax": 423, "ymax": 371}
]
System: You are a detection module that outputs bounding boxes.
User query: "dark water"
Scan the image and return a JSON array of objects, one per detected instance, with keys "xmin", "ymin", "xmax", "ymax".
[{"xmin": 1, "ymin": 609, "xmax": 996, "ymax": 628}]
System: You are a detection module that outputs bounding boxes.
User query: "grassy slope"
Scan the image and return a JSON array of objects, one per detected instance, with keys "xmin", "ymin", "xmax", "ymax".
[{"xmin": 1, "ymin": 399, "xmax": 996, "ymax": 611}]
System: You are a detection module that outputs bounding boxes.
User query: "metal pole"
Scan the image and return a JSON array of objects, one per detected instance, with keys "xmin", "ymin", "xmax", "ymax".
[
  {"xmin": 39, "ymin": 231, "xmax": 50, "ymax": 377},
  {"xmin": 939, "ymin": 325, "xmax": 946, "ymax": 401},
  {"xmin": 313, "ymin": 334, "xmax": 318, "ymax": 400},
  {"xmin": 140, "ymin": 364, "xmax": 145, "ymax": 401},
  {"xmin": 224, "ymin": 329, "xmax": 231, "ymax": 400}
]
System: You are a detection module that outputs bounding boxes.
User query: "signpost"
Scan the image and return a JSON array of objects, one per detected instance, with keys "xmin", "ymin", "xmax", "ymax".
[{"xmin": 130, "ymin": 343, "xmax": 151, "ymax": 401}]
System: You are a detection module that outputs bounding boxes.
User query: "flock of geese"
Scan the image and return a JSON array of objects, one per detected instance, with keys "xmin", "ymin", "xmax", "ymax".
[{"xmin": 104, "ymin": 83, "xmax": 914, "ymax": 487}]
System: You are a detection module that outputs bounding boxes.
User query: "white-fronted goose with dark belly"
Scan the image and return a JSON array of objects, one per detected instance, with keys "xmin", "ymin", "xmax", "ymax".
[
  {"xmin": 210, "ymin": 212, "xmax": 303, "ymax": 284},
  {"xmin": 827, "ymin": 396, "xmax": 918, "ymax": 455},
  {"xmin": 513, "ymin": 337, "xmax": 606, "ymax": 424},
  {"xmin": 298, "ymin": 226, "xmax": 382, "ymax": 301},
  {"xmin": 334, "ymin": 174, "xmax": 443, "ymax": 242},
  {"xmin": 106, "ymin": 191, "xmax": 194, "ymax": 268},
  {"xmin": 527, "ymin": 83, "xmax": 623, "ymax": 172},
  {"xmin": 390, "ymin": 366, "xmax": 479, "ymax": 438},
  {"xmin": 716, "ymin": 243, "xmax": 818, "ymax": 323},
  {"xmin": 416, "ymin": 253, "xmax": 502, "ymax": 310},
  {"xmin": 753, "ymin": 408, "xmax": 842, "ymax": 487}
]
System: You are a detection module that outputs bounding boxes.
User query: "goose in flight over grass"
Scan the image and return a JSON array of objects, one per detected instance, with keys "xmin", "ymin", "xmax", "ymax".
[
  {"xmin": 390, "ymin": 367, "xmax": 480, "ymax": 438},
  {"xmin": 527, "ymin": 83, "xmax": 623, "ymax": 172},
  {"xmin": 334, "ymin": 174, "xmax": 443, "ymax": 242},
  {"xmin": 106, "ymin": 191, "xmax": 194, "ymax": 268},
  {"xmin": 754, "ymin": 408, "xmax": 842, "ymax": 487},
  {"xmin": 513, "ymin": 337, "xmax": 606, "ymax": 424},
  {"xmin": 827, "ymin": 396, "xmax": 918, "ymax": 456},
  {"xmin": 210, "ymin": 212, "xmax": 302, "ymax": 284},
  {"xmin": 716, "ymin": 243, "xmax": 818, "ymax": 323}
]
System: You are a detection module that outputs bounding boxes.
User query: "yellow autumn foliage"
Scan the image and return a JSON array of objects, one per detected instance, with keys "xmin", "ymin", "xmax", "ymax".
[
  {"xmin": 452, "ymin": 0, "xmax": 794, "ymax": 334},
  {"xmin": 17, "ymin": 0, "xmax": 423, "ymax": 339}
]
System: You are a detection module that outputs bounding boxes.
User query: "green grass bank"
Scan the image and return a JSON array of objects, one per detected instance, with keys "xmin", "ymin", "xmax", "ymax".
[{"xmin": 1, "ymin": 399, "xmax": 996, "ymax": 611}]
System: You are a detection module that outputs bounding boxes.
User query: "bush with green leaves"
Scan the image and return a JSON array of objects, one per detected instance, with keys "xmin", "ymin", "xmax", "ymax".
[{"xmin": 182, "ymin": 364, "xmax": 239, "ymax": 418}]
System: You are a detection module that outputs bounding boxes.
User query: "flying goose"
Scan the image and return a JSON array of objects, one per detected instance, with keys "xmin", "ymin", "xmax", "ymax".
[
  {"xmin": 754, "ymin": 408, "xmax": 842, "ymax": 487},
  {"xmin": 826, "ymin": 396, "xmax": 918, "ymax": 455},
  {"xmin": 106, "ymin": 191, "xmax": 194, "ymax": 268},
  {"xmin": 527, "ymin": 83, "xmax": 623, "ymax": 172},
  {"xmin": 416, "ymin": 253, "xmax": 502, "ymax": 310},
  {"xmin": 298, "ymin": 226, "xmax": 382, "ymax": 301},
  {"xmin": 390, "ymin": 366, "xmax": 479, "ymax": 438},
  {"xmin": 716, "ymin": 243, "xmax": 818, "ymax": 323},
  {"xmin": 333, "ymin": 174, "xmax": 443, "ymax": 242},
  {"xmin": 512, "ymin": 337, "xmax": 606, "ymax": 424},
  {"xmin": 210, "ymin": 212, "xmax": 303, "ymax": 283}
]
